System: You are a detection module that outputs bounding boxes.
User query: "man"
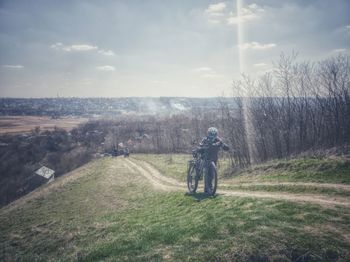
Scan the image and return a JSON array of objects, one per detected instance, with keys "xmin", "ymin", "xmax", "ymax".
[
  {"xmin": 198, "ymin": 127, "xmax": 229, "ymax": 165},
  {"xmin": 197, "ymin": 127, "xmax": 229, "ymax": 194},
  {"xmin": 124, "ymin": 147, "xmax": 130, "ymax": 157}
]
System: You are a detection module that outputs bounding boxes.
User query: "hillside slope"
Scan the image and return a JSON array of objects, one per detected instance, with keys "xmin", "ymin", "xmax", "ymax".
[{"xmin": 1, "ymin": 156, "xmax": 350, "ymax": 261}]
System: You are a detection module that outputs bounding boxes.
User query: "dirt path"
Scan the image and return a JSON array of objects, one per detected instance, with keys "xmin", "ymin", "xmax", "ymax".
[
  {"xmin": 219, "ymin": 190, "xmax": 350, "ymax": 207},
  {"xmin": 220, "ymin": 181, "xmax": 350, "ymax": 191},
  {"xmin": 126, "ymin": 158, "xmax": 350, "ymax": 208},
  {"xmin": 124, "ymin": 158, "xmax": 183, "ymax": 191}
]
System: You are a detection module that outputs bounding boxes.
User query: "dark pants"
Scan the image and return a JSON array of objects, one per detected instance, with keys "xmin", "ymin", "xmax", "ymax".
[{"xmin": 205, "ymin": 161, "xmax": 216, "ymax": 193}]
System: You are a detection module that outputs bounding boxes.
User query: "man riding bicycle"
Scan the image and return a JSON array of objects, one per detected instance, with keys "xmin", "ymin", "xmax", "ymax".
[{"xmin": 189, "ymin": 127, "xmax": 229, "ymax": 195}]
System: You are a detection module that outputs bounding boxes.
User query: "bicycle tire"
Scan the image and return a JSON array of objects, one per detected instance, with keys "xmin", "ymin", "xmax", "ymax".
[{"xmin": 187, "ymin": 162, "xmax": 199, "ymax": 193}]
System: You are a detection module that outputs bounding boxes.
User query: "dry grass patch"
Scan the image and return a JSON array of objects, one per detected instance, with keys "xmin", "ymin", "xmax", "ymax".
[{"xmin": 0, "ymin": 116, "xmax": 88, "ymax": 134}]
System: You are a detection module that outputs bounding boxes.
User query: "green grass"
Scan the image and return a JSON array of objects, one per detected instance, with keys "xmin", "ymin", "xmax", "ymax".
[
  {"xmin": 231, "ymin": 157, "xmax": 350, "ymax": 184},
  {"xmin": 85, "ymin": 193, "xmax": 350, "ymax": 261},
  {"xmin": 1, "ymin": 156, "xmax": 350, "ymax": 261}
]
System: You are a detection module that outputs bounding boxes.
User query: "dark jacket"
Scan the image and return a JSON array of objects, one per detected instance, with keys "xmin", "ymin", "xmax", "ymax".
[{"xmin": 198, "ymin": 137, "xmax": 229, "ymax": 163}]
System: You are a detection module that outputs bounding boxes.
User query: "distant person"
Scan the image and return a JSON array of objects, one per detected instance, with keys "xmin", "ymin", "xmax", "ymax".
[
  {"xmin": 124, "ymin": 147, "xmax": 130, "ymax": 157},
  {"xmin": 112, "ymin": 145, "xmax": 118, "ymax": 157}
]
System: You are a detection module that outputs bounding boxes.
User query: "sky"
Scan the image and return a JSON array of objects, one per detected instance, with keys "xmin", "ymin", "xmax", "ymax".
[{"xmin": 0, "ymin": 0, "xmax": 349, "ymax": 98}]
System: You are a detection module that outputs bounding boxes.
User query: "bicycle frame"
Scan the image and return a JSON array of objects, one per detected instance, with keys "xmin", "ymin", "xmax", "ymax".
[{"xmin": 190, "ymin": 148, "xmax": 212, "ymax": 180}]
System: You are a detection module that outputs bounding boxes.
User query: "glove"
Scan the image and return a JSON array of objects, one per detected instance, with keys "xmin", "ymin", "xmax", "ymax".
[{"xmin": 223, "ymin": 144, "xmax": 230, "ymax": 151}]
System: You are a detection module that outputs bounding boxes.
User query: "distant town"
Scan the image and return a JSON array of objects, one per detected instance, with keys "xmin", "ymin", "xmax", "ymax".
[{"xmin": 0, "ymin": 97, "xmax": 234, "ymax": 117}]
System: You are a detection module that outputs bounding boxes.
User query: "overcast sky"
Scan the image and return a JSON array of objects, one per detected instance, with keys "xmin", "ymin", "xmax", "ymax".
[{"xmin": 0, "ymin": 0, "xmax": 349, "ymax": 97}]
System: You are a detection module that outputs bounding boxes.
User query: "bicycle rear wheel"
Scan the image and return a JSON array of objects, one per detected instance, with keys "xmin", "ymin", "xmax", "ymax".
[
  {"xmin": 187, "ymin": 162, "xmax": 199, "ymax": 193},
  {"xmin": 204, "ymin": 162, "xmax": 217, "ymax": 196}
]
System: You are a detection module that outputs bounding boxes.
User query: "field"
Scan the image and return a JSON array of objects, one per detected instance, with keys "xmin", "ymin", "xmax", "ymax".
[
  {"xmin": 0, "ymin": 155, "xmax": 349, "ymax": 261},
  {"xmin": 0, "ymin": 116, "xmax": 89, "ymax": 134}
]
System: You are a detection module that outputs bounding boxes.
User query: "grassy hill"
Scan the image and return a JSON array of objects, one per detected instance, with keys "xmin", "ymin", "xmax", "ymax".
[{"xmin": 1, "ymin": 155, "xmax": 350, "ymax": 261}]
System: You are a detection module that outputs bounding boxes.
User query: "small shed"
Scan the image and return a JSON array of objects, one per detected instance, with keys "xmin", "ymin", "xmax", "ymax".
[{"xmin": 35, "ymin": 166, "xmax": 55, "ymax": 183}]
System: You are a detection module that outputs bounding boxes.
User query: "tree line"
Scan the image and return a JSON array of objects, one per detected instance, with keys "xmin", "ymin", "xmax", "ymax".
[{"xmin": 220, "ymin": 53, "xmax": 350, "ymax": 166}]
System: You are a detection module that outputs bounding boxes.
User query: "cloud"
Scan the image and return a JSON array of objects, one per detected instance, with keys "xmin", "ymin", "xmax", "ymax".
[
  {"xmin": 51, "ymin": 42, "xmax": 97, "ymax": 52},
  {"xmin": 345, "ymin": 25, "xmax": 350, "ymax": 34},
  {"xmin": 332, "ymin": 48, "xmax": 347, "ymax": 53},
  {"xmin": 201, "ymin": 73, "xmax": 223, "ymax": 79},
  {"xmin": 239, "ymin": 42, "xmax": 276, "ymax": 50},
  {"xmin": 192, "ymin": 66, "xmax": 222, "ymax": 78},
  {"xmin": 50, "ymin": 42, "xmax": 63, "ymax": 50},
  {"xmin": 96, "ymin": 65, "xmax": 115, "ymax": 71},
  {"xmin": 193, "ymin": 67, "xmax": 213, "ymax": 72},
  {"xmin": 51, "ymin": 42, "xmax": 115, "ymax": 56},
  {"xmin": 253, "ymin": 63, "xmax": 268, "ymax": 67},
  {"xmin": 98, "ymin": 49, "xmax": 115, "ymax": 56},
  {"xmin": 2, "ymin": 65, "xmax": 23, "ymax": 69},
  {"xmin": 204, "ymin": 2, "xmax": 227, "ymax": 25},
  {"xmin": 63, "ymin": 44, "xmax": 98, "ymax": 52},
  {"xmin": 205, "ymin": 2, "xmax": 264, "ymax": 26},
  {"xmin": 227, "ymin": 3, "xmax": 264, "ymax": 24},
  {"xmin": 205, "ymin": 2, "xmax": 226, "ymax": 15}
]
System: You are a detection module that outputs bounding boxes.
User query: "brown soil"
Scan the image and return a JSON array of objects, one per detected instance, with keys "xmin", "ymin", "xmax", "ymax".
[
  {"xmin": 220, "ymin": 181, "xmax": 350, "ymax": 191},
  {"xmin": 0, "ymin": 116, "xmax": 88, "ymax": 134}
]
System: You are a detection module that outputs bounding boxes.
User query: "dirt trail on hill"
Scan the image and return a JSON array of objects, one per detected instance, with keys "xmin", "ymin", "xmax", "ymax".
[
  {"xmin": 127, "ymin": 158, "xmax": 350, "ymax": 208},
  {"xmin": 218, "ymin": 190, "xmax": 350, "ymax": 207},
  {"xmin": 124, "ymin": 158, "xmax": 185, "ymax": 191},
  {"xmin": 220, "ymin": 181, "xmax": 350, "ymax": 191}
]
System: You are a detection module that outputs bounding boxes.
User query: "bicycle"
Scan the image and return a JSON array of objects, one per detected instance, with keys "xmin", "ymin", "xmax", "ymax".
[{"xmin": 187, "ymin": 146, "xmax": 218, "ymax": 196}]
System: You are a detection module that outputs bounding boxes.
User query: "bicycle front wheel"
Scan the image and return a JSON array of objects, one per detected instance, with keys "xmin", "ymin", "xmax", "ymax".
[
  {"xmin": 187, "ymin": 162, "xmax": 199, "ymax": 193},
  {"xmin": 204, "ymin": 162, "xmax": 217, "ymax": 196}
]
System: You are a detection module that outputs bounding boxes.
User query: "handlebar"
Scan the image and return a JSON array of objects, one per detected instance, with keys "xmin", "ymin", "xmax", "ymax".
[{"xmin": 192, "ymin": 142, "xmax": 230, "ymax": 158}]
